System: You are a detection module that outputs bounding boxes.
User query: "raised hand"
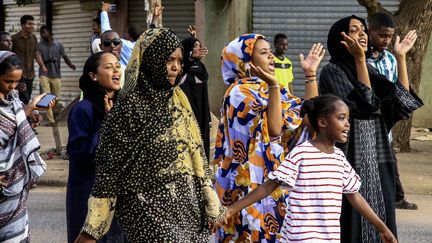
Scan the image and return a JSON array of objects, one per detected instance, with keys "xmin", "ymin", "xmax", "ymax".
[
  {"xmin": 299, "ymin": 43, "xmax": 326, "ymax": 76},
  {"xmin": 394, "ymin": 30, "xmax": 417, "ymax": 57},
  {"xmin": 152, "ymin": 2, "xmax": 164, "ymax": 20},
  {"xmin": 101, "ymin": 2, "xmax": 110, "ymax": 12},
  {"xmin": 187, "ymin": 25, "xmax": 197, "ymax": 38},
  {"xmin": 192, "ymin": 47, "xmax": 208, "ymax": 59},
  {"xmin": 249, "ymin": 62, "xmax": 278, "ymax": 86},
  {"xmin": 340, "ymin": 32, "xmax": 365, "ymax": 60}
]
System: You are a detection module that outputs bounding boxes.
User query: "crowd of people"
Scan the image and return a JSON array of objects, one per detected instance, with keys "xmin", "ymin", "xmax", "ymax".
[{"xmin": 0, "ymin": 3, "xmax": 424, "ymax": 243}]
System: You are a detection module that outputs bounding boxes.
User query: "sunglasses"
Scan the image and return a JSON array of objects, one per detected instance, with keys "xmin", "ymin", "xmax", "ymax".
[{"xmin": 102, "ymin": 38, "xmax": 122, "ymax": 47}]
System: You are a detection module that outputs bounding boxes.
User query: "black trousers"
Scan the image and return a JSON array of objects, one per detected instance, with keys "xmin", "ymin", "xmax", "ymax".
[
  {"xmin": 392, "ymin": 148, "xmax": 405, "ymax": 201},
  {"xmin": 18, "ymin": 77, "xmax": 34, "ymax": 104}
]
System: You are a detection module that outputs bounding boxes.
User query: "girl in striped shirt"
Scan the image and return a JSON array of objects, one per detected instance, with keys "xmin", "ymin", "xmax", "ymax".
[{"xmin": 212, "ymin": 94, "xmax": 397, "ymax": 243}]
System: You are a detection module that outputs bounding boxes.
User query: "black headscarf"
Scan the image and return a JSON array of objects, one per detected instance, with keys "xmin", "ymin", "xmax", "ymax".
[
  {"xmin": 180, "ymin": 37, "xmax": 210, "ymax": 160},
  {"xmin": 79, "ymin": 52, "xmax": 118, "ymax": 116},
  {"xmin": 327, "ymin": 15, "xmax": 394, "ymax": 117}
]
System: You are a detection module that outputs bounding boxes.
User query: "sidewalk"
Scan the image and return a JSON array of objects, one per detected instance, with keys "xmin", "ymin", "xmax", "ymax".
[{"xmin": 35, "ymin": 120, "xmax": 69, "ymax": 187}]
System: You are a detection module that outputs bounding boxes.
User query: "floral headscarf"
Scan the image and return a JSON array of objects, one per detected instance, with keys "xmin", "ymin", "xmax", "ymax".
[{"xmin": 221, "ymin": 33, "xmax": 264, "ymax": 85}]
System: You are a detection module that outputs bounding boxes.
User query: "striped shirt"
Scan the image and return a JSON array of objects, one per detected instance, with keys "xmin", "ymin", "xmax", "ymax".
[
  {"xmin": 268, "ymin": 141, "xmax": 361, "ymax": 242},
  {"xmin": 367, "ymin": 50, "xmax": 398, "ymax": 83}
]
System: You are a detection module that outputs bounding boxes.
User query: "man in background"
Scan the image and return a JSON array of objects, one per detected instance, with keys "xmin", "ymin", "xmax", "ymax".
[
  {"xmin": 38, "ymin": 25, "xmax": 76, "ymax": 126},
  {"xmin": 273, "ymin": 33, "xmax": 294, "ymax": 94},
  {"xmin": 12, "ymin": 15, "xmax": 46, "ymax": 104}
]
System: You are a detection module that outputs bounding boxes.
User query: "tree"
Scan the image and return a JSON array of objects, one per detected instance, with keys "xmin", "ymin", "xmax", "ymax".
[{"xmin": 358, "ymin": 0, "xmax": 432, "ymax": 152}]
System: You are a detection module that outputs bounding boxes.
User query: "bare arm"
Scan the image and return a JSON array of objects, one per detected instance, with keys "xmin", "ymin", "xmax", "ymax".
[
  {"xmin": 63, "ymin": 55, "xmax": 76, "ymax": 70},
  {"xmin": 228, "ymin": 180, "xmax": 279, "ymax": 215},
  {"xmin": 250, "ymin": 63, "xmax": 281, "ymax": 137},
  {"xmin": 346, "ymin": 192, "xmax": 397, "ymax": 243},
  {"xmin": 299, "ymin": 43, "xmax": 326, "ymax": 100},
  {"xmin": 394, "ymin": 30, "xmax": 417, "ymax": 91},
  {"xmin": 35, "ymin": 50, "xmax": 47, "ymax": 74},
  {"xmin": 341, "ymin": 32, "xmax": 371, "ymax": 89}
]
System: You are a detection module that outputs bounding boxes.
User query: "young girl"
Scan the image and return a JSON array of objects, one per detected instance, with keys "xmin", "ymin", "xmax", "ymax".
[
  {"xmin": 0, "ymin": 51, "xmax": 51, "ymax": 241},
  {"xmin": 66, "ymin": 52, "xmax": 124, "ymax": 243},
  {"xmin": 212, "ymin": 94, "xmax": 397, "ymax": 243}
]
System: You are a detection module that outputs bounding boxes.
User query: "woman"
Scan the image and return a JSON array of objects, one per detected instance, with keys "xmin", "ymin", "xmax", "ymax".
[
  {"xmin": 74, "ymin": 28, "xmax": 224, "ymax": 243},
  {"xmin": 0, "ymin": 51, "xmax": 49, "ymax": 241},
  {"xmin": 179, "ymin": 37, "xmax": 211, "ymax": 160},
  {"xmin": 213, "ymin": 34, "xmax": 325, "ymax": 242},
  {"xmin": 318, "ymin": 16, "xmax": 423, "ymax": 242},
  {"xmin": 66, "ymin": 52, "xmax": 124, "ymax": 243}
]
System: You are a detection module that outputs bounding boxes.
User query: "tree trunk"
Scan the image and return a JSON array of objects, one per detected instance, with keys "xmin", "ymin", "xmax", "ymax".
[{"xmin": 358, "ymin": 0, "xmax": 432, "ymax": 152}]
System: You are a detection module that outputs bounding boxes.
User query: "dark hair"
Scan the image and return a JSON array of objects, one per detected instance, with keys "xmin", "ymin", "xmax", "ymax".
[
  {"xmin": 274, "ymin": 33, "xmax": 287, "ymax": 44},
  {"xmin": 126, "ymin": 24, "xmax": 143, "ymax": 42},
  {"xmin": 300, "ymin": 94, "xmax": 344, "ymax": 132},
  {"xmin": 39, "ymin": 25, "xmax": 51, "ymax": 34},
  {"xmin": 93, "ymin": 17, "xmax": 101, "ymax": 26},
  {"xmin": 20, "ymin": 15, "xmax": 34, "ymax": 25},
  {"xmin": 0, "ymin": 31, "xmax": 10, "ymax": 39},
  {"xmin": 101, "ymin": 30, "xmax": 118, "ymax": 41},
  {"xmin": 79, "ymin": 52, "xmax": 114, "ymax": 115},
  {"xmin": 369, "ymin": 12, "xmax": 395, "ymax": 30},
  {"xmin": 0, "ymin": 54, "xmax": 23, "ymax": 76}
]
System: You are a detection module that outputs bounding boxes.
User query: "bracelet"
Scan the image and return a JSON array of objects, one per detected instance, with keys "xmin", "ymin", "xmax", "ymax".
[
  {"xmin": 305, "ymin": 74, "xmax": 316, "ymax": 78},
  {"xmin": 268, "ymin": 84, "xmax": 280, "ymax": 89},
  {"xmin": 305, "ymin": 79, "xmax": 317, "ymax": 84}
]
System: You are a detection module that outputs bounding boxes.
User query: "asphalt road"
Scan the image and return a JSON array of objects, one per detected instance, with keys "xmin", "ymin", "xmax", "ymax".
[{"xmin": 27, "ymin": 187, "xmax": 432, "ymax": 243}]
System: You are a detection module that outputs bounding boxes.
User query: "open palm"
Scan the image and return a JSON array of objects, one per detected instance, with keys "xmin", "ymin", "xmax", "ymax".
[
  {"xmin": 299, "ymin": 43, "xmax": 326, "ymax": 75},
  {"xmin": 394, "ymin": 30, "xmax": 417, "ymax": 56}
]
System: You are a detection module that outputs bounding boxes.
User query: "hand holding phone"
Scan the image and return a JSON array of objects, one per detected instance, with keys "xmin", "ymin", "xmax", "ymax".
[{"xmin": 36, "ymin": 93, "xmax": 57, "ymax": 108}]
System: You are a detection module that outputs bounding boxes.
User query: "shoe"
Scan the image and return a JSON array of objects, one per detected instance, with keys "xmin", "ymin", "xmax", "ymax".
[
  {"xmin": 395, "ymin": 199, "xmax": 418, "ymax": 210},
  {"xmin": 33, "ymin": 128, "xmax": 39, "ymax": 135}
]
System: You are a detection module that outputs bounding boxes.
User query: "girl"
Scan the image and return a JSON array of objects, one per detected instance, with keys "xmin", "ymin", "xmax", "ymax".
[
  {"xmin": 66, "ymin": 52, "xmax": 124, "ymax": 242},
  {"xmin": 212, "ymin": 94, "xmax": 397, "ymax": 243},
  {"xmin": 213, "ymin": 33, "xmax": 324, "ymax": 242},
  {"xmin": 0, "ymin": 51, "xmax": 51, "ymax": 241},
  {"xmin": 319, "ymin": 16, "xmax": 422, "ymax": 242},
  {"xmin": 74, "ymin": 28, "xmax": 224, "ymax": 243}
]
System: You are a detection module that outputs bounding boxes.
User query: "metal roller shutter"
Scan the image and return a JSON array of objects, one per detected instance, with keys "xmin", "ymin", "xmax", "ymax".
[
  {"xmin": 4, "ymin": 3, "xmax": 41, "ymax": 98},
  {"xmin": 252, "ymin": 0, "xmax": 400, "ymax": 96},
  {"xmin": 52, "ymin": 0, "xmax": 93, "ymax": 105},
  {"xmin": 163, "ymin": 0, "xmax": 194, "ymax": 40},
  {"xmin": 128, "ymin": 0, "xmax": 147, "ymax": 31}
]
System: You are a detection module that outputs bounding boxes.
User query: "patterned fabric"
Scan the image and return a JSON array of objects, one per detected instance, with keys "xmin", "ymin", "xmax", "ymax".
[
  {"xmin": 82, "ymin": 28, "xmax": 220, "ymax": 242},
  {"xmin": 268, "ymin": 141, "xmax": 361, "ymax": 242},
  {"xmin": 319, "ymin": 16, "xmax": 423, "ymax": 242},
  {"xmin": 367, "ymin": 50, "xmax": 398, "ymax": 83},
  {"xmin": 0, "ymin": 90, "xmax": 46, "ymax": 242},
  {"xmin": 214, "ymin": 34, "xmax": 307, "ymax": 242}
]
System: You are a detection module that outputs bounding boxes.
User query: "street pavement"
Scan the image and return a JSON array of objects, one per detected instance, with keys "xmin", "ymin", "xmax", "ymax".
[
  {"xmin": 29, "ymin": 120, "xmax": 432, "ymax": 242},
  {"xmin": 27, "ymin": 187, "xmax": 432, "ymax": 242}
]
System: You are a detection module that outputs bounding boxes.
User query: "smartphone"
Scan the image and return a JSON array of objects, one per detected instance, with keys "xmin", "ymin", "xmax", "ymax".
[{"xmin": 36, "ymin": 93, "xmax": 56, "ymax": 108}]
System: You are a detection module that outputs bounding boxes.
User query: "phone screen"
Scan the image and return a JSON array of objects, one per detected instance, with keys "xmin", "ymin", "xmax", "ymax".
[{"xmin": 36, "ymin": 94, "xmax": 57, "ymax": 108}]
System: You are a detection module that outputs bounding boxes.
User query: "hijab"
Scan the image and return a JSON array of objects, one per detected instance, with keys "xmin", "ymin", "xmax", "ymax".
[
  {"xmin": 221, "ymin": 33, "xmax": 265, "ymax": 86},
  {"xmin": 120, "ymin": 28, "xmax": 181, "ymax": 101},
  {"xmin": 327, "ymin": 15, "xmax": 394, "ymax": 112}
]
